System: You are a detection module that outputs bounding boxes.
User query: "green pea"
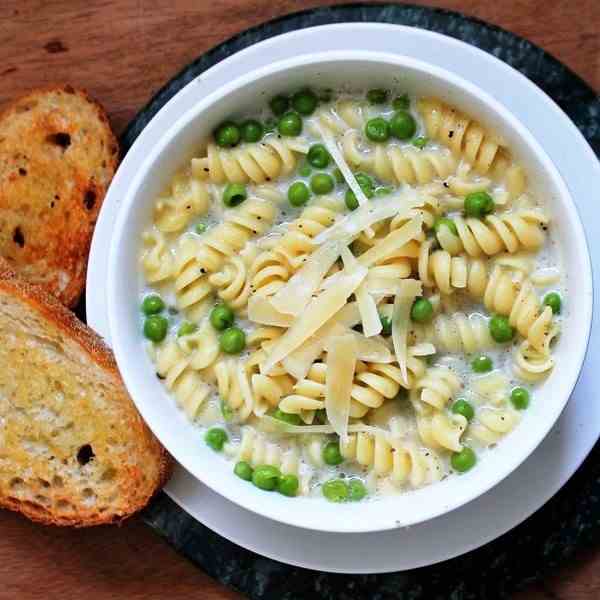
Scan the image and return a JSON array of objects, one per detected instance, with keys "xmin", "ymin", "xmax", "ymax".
[
  {"xmin": 464, "ymin": 191, "xmax": 495, "ymax": 218},
  {"xmin": 347, "ymin": 479, "xmax": 367, "ymax": 501},
  {"xmin": 365, "ymin": 117, "xmax": 390, "ymax": 143},
  {"xmin": 205, "ymin": 427, "xmax": 228, "ymax": 452},
  {"xmin": 298, "ymin": 163, "xmax": 312, "ymax": 177},
  {"xmin": 234, "ymin": 461, "xmax": 253, "ymax": 481},
  {"xmin": 322, "ymin": 478, "xmax": 349, "ymax": 502},
  {"xmin": 366, "ymin": 88, "xmax": 389, "ymax": 105},
  {"xmin": 543, "ymin": 292, "xmax": 562, "ymax": 314},
  {"xmin": 143, "ymin": 315, "xmax": 168, "ymax": 342},
  {"xmin": 273, "ymin": 408, "xmax": 302, "ymax": 426},
  {"xmin": 220, "ymin": 327, "xmax": 246, "ymax": 354},
  {"xmin": 277, "ymin": 474, "xmax": 299, "ymax": 497},
  {"xmin": 195, "ymin": 222, "xmax": 207, "ymax": 234},
  {"xmin": 252, "ymin": 465, "xmax": 281, "ymax": 491},
  {"xmin": 177, "ymin": 321, "xmax": 198, "ymax": 337},
  {"xmin": 142, "ymin": 294, "xmax": 165, "ymax": 315},
  {"xmin": 221, "ymin": 398, "xmax": 234, "ymax": 421},
  {"xmin": 411, "ymin": 298, "xmax": 434, "ymax": 323},
  {"xmin": 333, "ymin": 167, "xmax": 344, "ymax": 184},
  {"xmin": 380, "ymin": 314, "xmax": 392, "ymax": 336},
  {"xmin": 222, "ymin": 183, "xmax": 247, "ymax": 207},
  {"xmin": 392, "ymin": 94, "xmax": 410, "ymax": 110},
  {"xmin": 287, "ymin": 181, "xmax": 310, "ymax": 207},
  {"xmin": 489, "ymin": 314, "xmax": 515, "ymax": 343},
  {"xmin": 451, "ymin": 447, "xmax": 476, "ymax": 472},
  {"xmin": 269, "ymin": 95, "xmax": 289, "ymax": 116},
  {"xmin": 510, "ymin": 387, "xmax": 530, "ymax": 410},
  {"xmin": 214, "ymin": 121, "xmax": 240, "ymax": 148},
  {"xmin": 310, "ymin": 173, "xmax": 334, "ymax": 195},
  {"xmin": 278, "ymin": 111, "xmax": 302, "ymax": 137},
  {"xmin": 451, "ymin": 399, "xmax": 475, "ymax": 421},
  {"xmin": 390, "ymin": 110, "xmax": 417, "ymax": 140},
  {"xmin": 291, "ymin": 88, "xmax": 318, "ymax": 115},
  {"xmin": 375, "ymin": 186, "xmax": 393, "ymax": 197},
  {"xmin": 412, "ymin": 136, "xmax": 428, "ymax": 149},
  {"xmin": 307, "ymin": 143, "xmax": 331, "ymax": 168},
  {"xmin": 210, "ymin": 303, "xmax": 235, "ymax": 331},
  {"xmin": 240, "ymin": 119, "xmax": 263, "ymax": 143},
  {"xmin": 322, "ymin": 441, "xmax": 343, "ymax": 466},
  {"xmin": 345, "ymin": 189, "xmax": 359, "ymax": 211},
  {"xmin": 434, "ymin": 217, "xmax": 458, "ymax": 237},
  {"xmin": 355, "ymin": 173, "xmax": 375, "ymax": 196},
  {"xmin": 472, "ymin": 355, "xmax": 493, "ymax": 373}
]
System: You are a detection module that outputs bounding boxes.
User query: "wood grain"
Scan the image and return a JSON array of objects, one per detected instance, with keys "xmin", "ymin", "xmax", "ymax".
[{"xmin": 0, "ymin": 1, "xmax": 598, "ymax": 599}]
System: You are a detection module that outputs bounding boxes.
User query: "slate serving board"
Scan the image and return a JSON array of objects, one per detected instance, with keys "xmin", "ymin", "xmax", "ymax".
[{"xmin": 114, "ymin": 4, "xmax": 600, "ymax": 598}]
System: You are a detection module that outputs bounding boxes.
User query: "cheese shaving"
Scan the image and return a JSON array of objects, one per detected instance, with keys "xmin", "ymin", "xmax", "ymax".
[
  {"xmin": 325, "ymin": 334, "xmax": 357, "ymax": 441},
  {"xmin": 313, "ymin": 191, "xmax": 423, "ymax": 245},
  {"xmin": 271, "ymin": 240, "xmax": 342, "ymax": 316},
  {"xmin": 262, "ymin": 266, "xmax": 367, "ymax": 374},
  {"xmin": 358, "ymin": 216, "xmax": 423, "ymax": 268},
  {"xmin": 247, "ymin": 295, "xmax": 295, "ymax": 327},
  {"xmin": 392, "ymin": 279, "xmax": 423, "ymax": 384}
]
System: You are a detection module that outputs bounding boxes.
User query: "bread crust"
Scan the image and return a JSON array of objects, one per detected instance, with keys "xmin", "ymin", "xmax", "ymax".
[
  {"xmin": 0, "ymin": 259, "xmax": 173, "ymax": 526},
  {"xmin": 0, "ymin": 85, "xmax": 119, "ymax": 307}
]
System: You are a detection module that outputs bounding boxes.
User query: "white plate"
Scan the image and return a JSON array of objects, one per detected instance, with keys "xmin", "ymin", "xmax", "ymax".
[{"xmin": 87, "ymin": 23, "xmax": 600, "ymax": 573}]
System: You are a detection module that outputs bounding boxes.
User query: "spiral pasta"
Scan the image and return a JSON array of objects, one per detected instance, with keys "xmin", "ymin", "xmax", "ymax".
[
  {"xmin": 416, "ymin": 410, "xmax": 468, "ymax": 452},
  {"xmin": 418, "ymin": 97, "xmax": 510, "ymax": 175},
  {"xmin": 341, "ymin": 129, "xmax": 458, "ymax": 184},
  {"xmin": 141, "ymin": 230, "xmax": 174, "ymax": 283},
  {"xmin": 153, "ymin": 342, "xmax": 211, "ymax": 419},
  {"xmin": 411, "ymin": 312, "xmax": 495, "ymax": 354},
  {"xmin": 418, "ymin": 245, "xmax": 488, "ymax": 296},
  {"xmin": 310, "ymin": 100, "xmax": 367, "ymax": 136},
  {"xmin": 154, "ymin": 171, "xmax": 211, "ymax": 233},
  {"xmin": 249, "ymin": 203, "xmax": 339, "ymax": 295},
  {"xmin": 469, "ymin": 406, "xmax": 520, "ymax": 445},
  {"xmin": 411, "ymin": 366, "xmax": 462, "ymax": 411},
  {"xmin": 436, "ymin": 210, "xmax": 548, "ymax": 258},
  {"xmin": 208, "ymin": 244, "xmax": 258, "ymax": 313},
  {"xmin": 174, "ymin": 197, "xmax": 276, "ymax": 317},
  {"xmin": 192, "ymin": 135, "xmax": 309, "ymax": 184},
  {"xmin": 512, "ymin": 323, "xmax": 559, "ymax": 382},
  {"xmin": 482, "ymin": 266, "xmax": 553, "ymax": 351},
  {"xmin": 340, "ymin": 432, "xmax": 444, "ymax": 488},
  {"xmin": 279, "ymin": 353, "xmax": 427, "ymax": 422}
]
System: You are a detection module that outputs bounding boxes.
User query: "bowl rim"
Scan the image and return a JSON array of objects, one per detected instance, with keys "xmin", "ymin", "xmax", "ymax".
[{"xmin": 107, "ymin": 49, "xmax": 593, "ymax": 533}]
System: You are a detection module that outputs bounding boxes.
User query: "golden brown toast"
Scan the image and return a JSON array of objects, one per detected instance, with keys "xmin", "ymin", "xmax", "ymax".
[
  {"xmin": 0, "ymin": 85, "xmax": 118, "ymax": 307},
  {"xmin": 0, "ymin": 259, "xmax": 172, "ymax": 526}
]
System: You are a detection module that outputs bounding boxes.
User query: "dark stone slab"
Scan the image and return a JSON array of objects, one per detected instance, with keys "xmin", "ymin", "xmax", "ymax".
[{"xmin": 115, "ymin": 4, "xmax": 600, "ymax": 599}]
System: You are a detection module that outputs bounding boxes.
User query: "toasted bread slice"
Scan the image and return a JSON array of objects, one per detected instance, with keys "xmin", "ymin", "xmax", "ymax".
[
  {"xmin": 0, "ymin": 259, "xmax": 171, "ymax": 526},
  {"xmin": 0, "ymin": 85, "xmax": 118, "ymax": 307}
]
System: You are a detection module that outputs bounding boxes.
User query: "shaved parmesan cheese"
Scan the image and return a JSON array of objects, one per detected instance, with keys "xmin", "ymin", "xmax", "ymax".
[
  {"xmin": 392, "ymin": 279, "xmax": 422, "ymax": 384},
  {"xmin": 247, "ymin": 295, "xmax": 295, "ymax": 327},
  {"xmin": 314, "ymin": 123, "xmax": 370, "ymax": 209},
  {"xmin": 356, "ymin": 282, "xmax": 382, "ymax": 336},
  {"xmin": 358, "ymin": 217, "xmax": 423, "ymax": 268},
  {"xmin": 271, "ymin": 240, "xmax": 342, "ymax": 316},
  {"xmin": 326, "ymin": 335, "xmax": 357, "ymax": 441},
  {"xmin": 281, "ymin": 302, "xmax": 363, "ymax": 379},
  {"xmin": 262, "ymin": 267, "xmax": 367, "ymax": 374},
  {"xmin": 410, "ymin": 343, "xmax": 437, "ymax": 356},
  {"xmin": 325, "ymin": 331, "xmax": 392, "ymax": 363},
  {"xmin": 314, "ymin": 191, "xmax": 423, "ymax": 245}
]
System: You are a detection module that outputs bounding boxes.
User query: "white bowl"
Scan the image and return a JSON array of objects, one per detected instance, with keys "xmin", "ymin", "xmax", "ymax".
[{"xmin": 107, "ymin": 50, "xmax": 593, "ymax": 533}]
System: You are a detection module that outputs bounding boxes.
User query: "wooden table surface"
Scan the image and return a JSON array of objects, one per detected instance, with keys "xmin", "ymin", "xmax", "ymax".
[{"xmin": 1, "ymin": 1, "xmax": 598, "ymax": 598}]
